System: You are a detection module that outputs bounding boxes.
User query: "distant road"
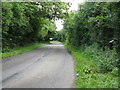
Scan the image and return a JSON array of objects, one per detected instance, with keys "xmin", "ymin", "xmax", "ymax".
[{"xmin": 2, "ymin": 43, "xmax": 75, "ymax": 88}]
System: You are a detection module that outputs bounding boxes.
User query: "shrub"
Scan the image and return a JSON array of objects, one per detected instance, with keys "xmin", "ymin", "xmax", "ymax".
[{"xmin": 84, "ymin": 43, "xmax": 118, "ymax": 72}]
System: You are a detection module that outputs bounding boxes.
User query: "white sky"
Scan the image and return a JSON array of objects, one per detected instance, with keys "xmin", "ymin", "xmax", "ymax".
[{"xmin": 55, "ymin": 0, "xmax": 85, "ymax": 31}]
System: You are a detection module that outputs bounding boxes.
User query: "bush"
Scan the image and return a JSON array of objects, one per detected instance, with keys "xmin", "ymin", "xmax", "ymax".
[
  {"xmin": 84, "ymin": 43, "xmax": 118, "ymax": 72},
  {"xmin": 65, "ymin": 44, "xmax": 118, "ymax": 88},
  {"xmin": 110, "ymin": 67, "xmax": 118, "ymax": 76}
]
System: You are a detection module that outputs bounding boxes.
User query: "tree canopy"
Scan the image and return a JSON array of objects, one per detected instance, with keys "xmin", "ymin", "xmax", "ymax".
[
  {"xmin": 54, "ymin": 2, "xmax": 120, "ymax": 72},
  {"xmin": 63, "ymin": 2, "xmax": 120, "ymax": 51},
  {"xmin": 2, "ymin": 2, "xmax": 70, "ymax": 52}
]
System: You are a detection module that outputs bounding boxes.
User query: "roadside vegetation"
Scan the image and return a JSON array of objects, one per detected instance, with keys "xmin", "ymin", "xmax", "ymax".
[
  {"xmin": 2, "ymin": 2, "xmax": 69, "ymax": 58},
  {"xmin": 65, "ymin": 44, "xmax": 118, "ymax": 88},
  {"xmin": 50, "ymin": 40, "xmax": 61, "ymax": 43},
  {"xmin": 2, "ymin": 1, "xmax": 119, "ymax": 88},
  {"xmin": 55, "ymin": 2, "xmax": 119, "ymax": 88},
  {"xmin": 2, "ymin": 43, "xmax": 48, "ymax": 59}
]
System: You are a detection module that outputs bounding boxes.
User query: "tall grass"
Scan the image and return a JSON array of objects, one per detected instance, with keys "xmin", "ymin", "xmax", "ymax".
[{"xmin": 65, "ymin": 43, "xmax": 118, "ymax": 88}]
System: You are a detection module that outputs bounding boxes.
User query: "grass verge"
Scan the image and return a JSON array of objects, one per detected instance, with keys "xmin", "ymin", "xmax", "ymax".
[
  {"xmin": 2, "ymin": 43, "xmax": 48, "ymax": 59},
  {"xmin": 65, "ymin": 44, "xmax": 118, "ymax": 88},
  {"xmin": 50, "ymin": 40, "xmax": 61, "ymax": 43}
]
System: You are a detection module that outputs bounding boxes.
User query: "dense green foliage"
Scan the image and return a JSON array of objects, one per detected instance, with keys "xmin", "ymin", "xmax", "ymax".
[
  {"xmin": 61, "ymin": 2, "xmax": 120, "ymax": 72},
  {"xmin": 2, "ymin": 2, "xmax": 69, "ymax": 52},
  {"xmin": 64, "ymin": 2, "xmax": 119, "ymax": 48},
  {"xmin": 53, "ymin": 30, "xmax": 66, "ymax": 42},
  {"xmin": 60, "ymin": 2, "xmax": 119, "ymax": 88},
  {"xmin": 65, "ymin": 44, "xmax": 118, "ymax": 88},
  {"xmin": 84, "ymin": 44, "xmax": 118, "ymax": 72},
  {"xmin": 2, "ymin": 1, "xmax": 119, "ymax": 88}
]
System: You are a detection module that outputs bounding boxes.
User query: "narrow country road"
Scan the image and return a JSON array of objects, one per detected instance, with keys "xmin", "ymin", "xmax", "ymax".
[{"xmin": 2, "ymin": 43, "xmax": 75, "ymax": 88}]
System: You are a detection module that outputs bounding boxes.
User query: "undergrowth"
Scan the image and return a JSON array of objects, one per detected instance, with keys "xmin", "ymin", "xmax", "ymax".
[{"xmin": 65, "ymin": 43, "xmax": 118, "ymax": 88}]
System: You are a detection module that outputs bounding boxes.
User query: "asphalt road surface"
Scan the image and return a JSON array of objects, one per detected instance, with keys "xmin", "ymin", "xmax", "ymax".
[{"xmin": 2, "ymin": 43, "xmax": 75, "ymax": 88}]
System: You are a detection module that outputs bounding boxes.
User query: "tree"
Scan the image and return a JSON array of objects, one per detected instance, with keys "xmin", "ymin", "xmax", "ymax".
[{"xmin": 2, "ymin": 1, "xmax": 70, "ymax": 52}]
